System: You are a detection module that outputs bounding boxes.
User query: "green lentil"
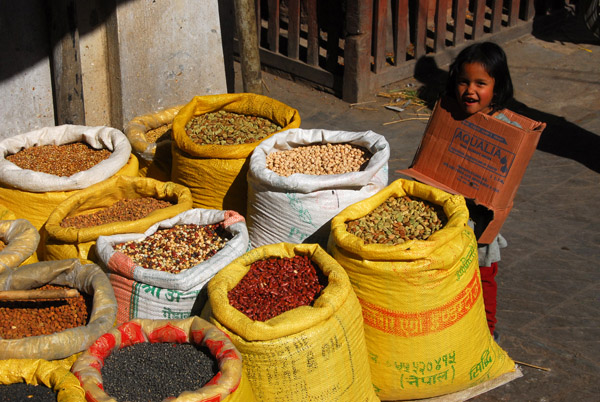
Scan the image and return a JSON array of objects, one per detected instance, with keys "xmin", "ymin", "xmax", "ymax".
[
  {"xmin": 185, "ymin": 110, "xmax": 282, "ymax": 145},
  {"xmin": 346, "ymin": 195, "xmax": 446, "ymax": 245}
]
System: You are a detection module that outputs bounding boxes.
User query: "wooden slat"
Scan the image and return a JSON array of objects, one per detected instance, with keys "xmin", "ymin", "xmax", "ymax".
[
  {"xmin": 268, "ymin": 0, "xmax": 280, "ymax": 52},
  {"xmin": 491, "ymin": 0, "xmax": 503, "ymax": 33},
  {"xmin": 508, "ymin": 0, "xmax": 520, "ymax": 26},
  {"xmin": 304, "ymin": 0, "xmax": 319, "ymax": 65},
  {"xmin": 453, "ymin": 0, "xmax": 467, "ymax": 45},
  {"xmin": 434, "ymin": 0, "xmax": 448, "ymax": 52},
  {"xmin": 472, "ymin": 0, "xmax": 486, "ymax": 40},
  {"xmin": 324, "ymin": 1, "xmax": 342, "ymax": 72},
  {"xmin": 373, "ymin": 0, "xmax": 388, "ymax": 72},
  {"xmin": 414, "ymin": 0, "xmax": 429, "ymax": 59},
  {"xmin": 393, "ymin": 0, "xmax": 408, "ymax": 65},
  {"xmin": 342, "ymin": 0, "xmax": 373, "ymax": 102},
  {"xmin": 287, "ymin": 0, "xmax": 300, "ymax": 59}
]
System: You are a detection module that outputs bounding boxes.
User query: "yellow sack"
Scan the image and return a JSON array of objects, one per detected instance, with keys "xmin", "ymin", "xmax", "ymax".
[
  {"xmin": 0, "ymin": 219, "xmax": 40, "ymax": 272},
  {"xmin": 71, "ymin": 316, "xmax": 256, "ymax": 402},
  {"xmin": 328, "ymin": 179, "xmax": 515, "ymax": 400},
  {"xmin": 207, "ymin": 242, "xmax": 378, "ymax": 402},
  {"xmin": 171, "ymin": 93, "xmax": 301, "ymax": 216},
  {"xmin": 0, "ymin": 204, "xmax": 16, "ymax": 221},
  {"xmin": 0, "ymin": 125, "xmax": 139, "ymax": 232},
  {"xmin": 41, "ymin": 176, "xmax": 193, "ymax": 264},
  {"xmin": 0, "ymin": 259, "xmax": 118, "ymax": 361},
  {"xmin": 0, "ymin": 358, "xmax": 85, "ymax": 402},
  {"xmin": 125, "ymin": 104, "xmax": 183, "ymax": 181}
]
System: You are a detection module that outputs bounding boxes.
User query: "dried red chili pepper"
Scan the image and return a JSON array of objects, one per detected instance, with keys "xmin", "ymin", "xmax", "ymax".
[{"xmin": 228, "ymin": 255, "xmax": 328, "ymax": 321}]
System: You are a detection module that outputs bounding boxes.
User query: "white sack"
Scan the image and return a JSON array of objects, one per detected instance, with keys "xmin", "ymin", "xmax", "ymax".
[
  {"xmin": 0, "ymin": 125, "xmax": 132, "ymax": 192},
  {"xmin": 246, "ymin": 128, "xmax": 390, "ymax": 248}
]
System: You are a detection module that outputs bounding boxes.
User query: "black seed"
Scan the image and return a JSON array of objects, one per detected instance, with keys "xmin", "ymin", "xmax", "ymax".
[
  {"xmin": 101, "ymin": 342, "xmax": 219, "ymax": 402},
  {"xmin": 0, "ymin": 383, "xmax": 57, "ymax": 402}
]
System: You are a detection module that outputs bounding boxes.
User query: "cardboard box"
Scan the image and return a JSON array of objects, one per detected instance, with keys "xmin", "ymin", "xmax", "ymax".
[{"xmin": 398, "ymin": 96, "xmax": 546, "ymax": 244}]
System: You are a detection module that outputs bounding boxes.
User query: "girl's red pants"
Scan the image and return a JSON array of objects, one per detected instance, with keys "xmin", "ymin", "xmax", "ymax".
[{"xmin": 479, "ymin": 262, "xmax": 498, "ymax": 334}]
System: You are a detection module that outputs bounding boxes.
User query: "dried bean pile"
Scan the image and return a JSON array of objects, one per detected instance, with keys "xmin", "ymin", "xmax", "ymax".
[
  {"xmin": 145, "ymin": 123, "xmax": 172, "ymax": 143},
  {"xmin": 0, "ymin": 383, "xmax": 57, "ymax": 402},
  {"xmin": 101, "ymin": 342, "xmax": 219, "ymax": 402},
  {"xmin": 60, "ymin": 197, "xmax": 173, "ymax": 229},
  {"xmin": 347, "ymin": 195, "xmax": 446, "ymax": 245},
  {"xmin": 0, "ymin": 284, "xmax": 91, "ymax": 339},
  {"xmin": 228, "ymin": 255, "xmax": 328, "ymax": 321},
  {"xmin": 0, "ymin": 239, "xmax": 6, "ymax": 252},
  {"xmin": 114, "ymin": 223, "xmax": 231, "ymax": 273},
  {"xmin": 185, "ymin": 110, "xmax": 281, "ymax": 145},
  {"xmin": 266, "ymin": 143, "xmax": 371, "ymax": 176},
  {"xmin": 5, "ymin": 142, "xmax": 111, "ymax": 176}
]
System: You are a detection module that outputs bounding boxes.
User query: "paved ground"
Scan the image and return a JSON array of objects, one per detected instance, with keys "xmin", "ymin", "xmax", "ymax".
[{"xmin": 234, "ymin": 7, "xmax": 600, "ymax": 402}]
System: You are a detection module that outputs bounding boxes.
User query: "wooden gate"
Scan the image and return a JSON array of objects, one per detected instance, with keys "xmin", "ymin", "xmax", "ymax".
[{"xmin": 250, "ymin": 0, "xmax": 554, "ymax": 102}]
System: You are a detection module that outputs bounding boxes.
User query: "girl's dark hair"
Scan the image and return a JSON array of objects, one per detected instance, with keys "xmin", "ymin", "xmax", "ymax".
[{"xmin": 445, "ymin": 41, "xmax": 514, "ymax": 112}]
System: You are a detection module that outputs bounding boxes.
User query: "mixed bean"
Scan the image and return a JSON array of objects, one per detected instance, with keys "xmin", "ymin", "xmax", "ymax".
[
  {"xmin": 228, "ymin": 255, "xmax": 328, "ymax": 321},
  {"xmin": 185, "ymin": 110, "xmax": 281, "ymax": 145},
  {"xmin": 266, "ymin": 143, "xmax": 371, "ymax": 176},
  {"xmin": 101, "ymin": 342, "xmax": 219, "ymax": 402},
  {"xmin": 5, "ymin": 142, "xmax": 111, "ymax": 176},
  {"xmin": 145, "ymin": 123, "xmax": 172, "ymax": 143},
  {"xmin": 0, "ymin": 284, "xmax": 91, "ymax": 339},
  {"xmin": 60, "ymin": 197, "xmax": 173, "ymax": 229},
  {"xmin": 346, "ymin": 195, "xmax": 446, "ymax": 245},
  {"xmin": 114, "ymin": 223, "xmax": 231, "ymax": 273}
]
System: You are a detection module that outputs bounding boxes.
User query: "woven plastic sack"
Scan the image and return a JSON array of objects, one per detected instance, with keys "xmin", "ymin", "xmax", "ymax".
[
  {"xmin": 0, "ymin": 358, "xmax": 85, "ymax": 402},
  {"xmin": 0, "ymin": 259, "xmax": 118, "ymax": 361},
  {"xmin": 125, "ymin": 104, "xmax": 183, "ymax": 181},
  {"xmin": 207, "ymin": 242, "xmax": 378, "ymax": 402},
  {"xmin": 327, "ymin": 179, "xmax": 515, "ymax": 400},
  {"xmin": 71, "ymin": 317, "xmax": 256, "ymax": 402},
  {"xmin": 95, "ymin": 209, "xmax": 249, "ymax": 324},
  {"xmin": 247, "ymin": 128, "xmax": 389, "ymax": 249},
  {"xmin": 41, "ymin": 176, "xmax": 193, "ymax": 264},
  {"xmin": 0, "ymin": 219, "xmax": 40, "ymax": 272},
  {"xmin": 0, "ymin": 125, "xmax": 138, "ymax": 231},
  {"xmin": 171, "ymin": 93, "xmax": 301, "ymax": 216}
]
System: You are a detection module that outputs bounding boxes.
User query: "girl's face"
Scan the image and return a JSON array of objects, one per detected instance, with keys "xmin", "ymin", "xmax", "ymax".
[{"xmin": 455, "ymin": 62, "xmax": 495, "ymax": 115}]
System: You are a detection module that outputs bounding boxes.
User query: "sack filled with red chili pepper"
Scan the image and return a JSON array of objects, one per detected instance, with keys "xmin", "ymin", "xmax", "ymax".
[{"xmin": 206, "ymin": 242, "xmax": 378, "ymax": 402}]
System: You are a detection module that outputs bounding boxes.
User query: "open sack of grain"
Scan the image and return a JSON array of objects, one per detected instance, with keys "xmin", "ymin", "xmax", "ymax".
[
  {"xmin": 125, "ymin": 104, "xmax": 184, "ymax": 182},
  {"xmin": 96, "ymin": 208, "xmax": 249, "ymax": 324},
  {"xmin": 41, "ymin": 176, "xmax": 193, "ymax": 264},
  {"xmin": 246, "ymin": 128, "xmax": 389, "ymax": 249},
  {"xmin": 327, "ymin": 178, "xmax": 517, "ymax": 400},
  {"xmin": 71, "ymin": 316, "xmax": 256, "ymax": 402},
  {"xmin": 0, "ymin": 357, "xmax": 85, "ymax": 402},
  {"xmin": 0, "ymin": 259, "xmax": 117, "ymax": 361},
  {"xmin": 0, "ymin": 125, "xmax": 138, "ymax": 232},
  {"xmin": 206, "ymin": 242, "xmax": 378, "ymax": 402},
  {"xmin": 171, "ymin": 93, "xmax": 301, "ymax": 216}
]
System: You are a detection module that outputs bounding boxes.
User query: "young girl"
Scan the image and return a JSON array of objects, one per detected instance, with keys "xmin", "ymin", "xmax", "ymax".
[{"xmin": 445, "ymin": 41, "xmax": 519, "ymax": 341}]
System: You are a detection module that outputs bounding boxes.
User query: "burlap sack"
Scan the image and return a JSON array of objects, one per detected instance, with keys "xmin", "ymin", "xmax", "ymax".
[
  {"xmin": 71, "ymin": 317, "xmax": 256, "ymax": 402},
  {"xmin": 207, "ymin": 242, "xmax": 378, "ymax": 402},
  {"xmin": 171, "ymin": 93, "xmax": 301, "ymax": 216},
  {"xmin": 0, "ymin": 259, "xmax": 117, "ymax": 361},
  {"xmin": 0, "ymin": 219, "xmax": 40, "ymax": 272},
  {"xmin": 327, "ymin": 179, "xmax": 515, "ymax": 400}
]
